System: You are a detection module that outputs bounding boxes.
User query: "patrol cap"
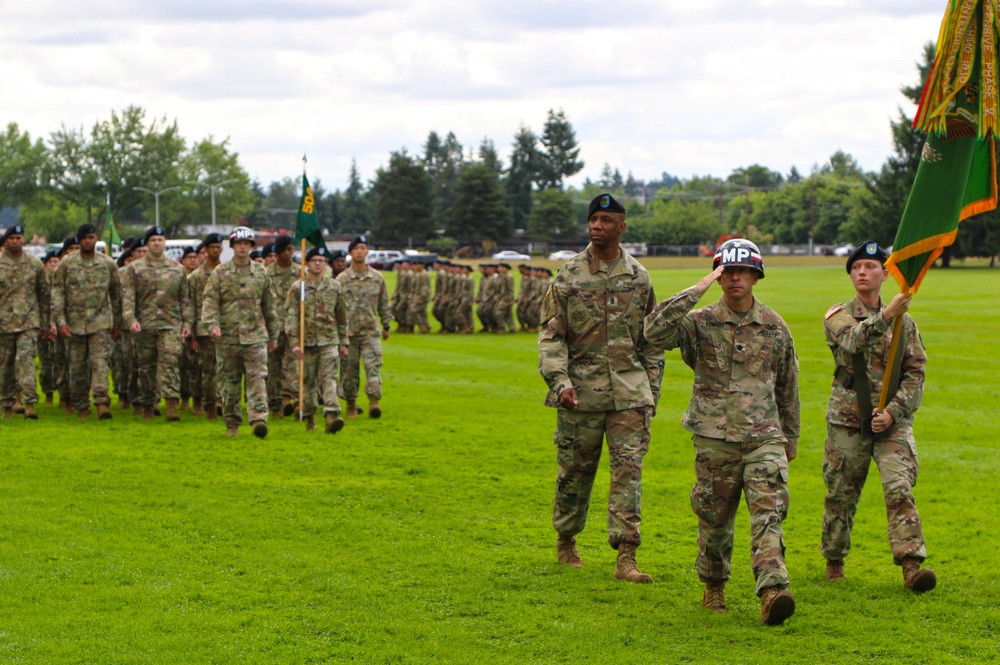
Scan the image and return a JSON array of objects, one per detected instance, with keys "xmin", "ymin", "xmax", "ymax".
[
  {"xmin": 76, "ymin": 223, "xmax": 97, "ymax": 239},
  {"xmin": 2, "ymin": 224, "xmax": 25, "ymax": 242},
  {"xmin": 273, "ymin": 235, "xmax": 293, "ymax": 253},
  {"xmin": 588, "ymin": 193, "xmax": 627, "ymax": 218},
  {"xmin": 713, "ymin": 238, "xmax": 764, "ymax": 278},
  {"xmin": 846, "ymin": 241, "xmax": 889, "ymax": 273},
  {"xmin": 348, "ymin": 235, "xmax": 368, "ymax": 252},
  {"xmin": 306, "ymin": 246, "xmax": 327, "ymax": 262},
  {"xmin": 145, "ymin": 226, "xmax": 166, "ymax": 242},
  {"xmin": 61, "ymin": 236, "xmax": 80, "ymax": 253},
  {"xmin": 203, "ymin": 232, "xmax": 225, "ymax": 246},
  {"xmin": 260, "ymin": 242, "xmax": 275, "ymax": 259}
]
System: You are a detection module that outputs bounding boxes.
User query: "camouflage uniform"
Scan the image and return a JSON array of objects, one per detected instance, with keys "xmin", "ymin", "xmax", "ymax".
[
  {"xmin": 477, "ymin": 270, "xmax": 496, "ymax": 331},
  {"xmin": 122, "ymin": 255, "xmax": 192, "ymax": 406},
  {"xmin": 432, "ymin": 268, "xmax": 449, "ymax": 330},
  {"xmin": 336, "ymin": 266, "xmax": 391, "ymax": 403},
  {"xmin": 493, "ymin": 271, "xmax": 516, "ymax": 332},
  {"xmin": 391, "ymin": 265, "xmax": 410, "ymax": 329},
  {"xmin": 821, "ymin": 296, "xmax": 927, "ymax": 565},
  {"xmin": 0, "ymin": 250, "xmax": 49, "ymax": 408},
  {"xmin": 539, "ymin": 246, "xmax": 664, "ymax": 549},
  {"xmin": 201, "ymin": 261, "xmax": 278, "ymax": 429},
  {"xmin": 644, "ymin": 286, "xmax": 799, "ymax": 595},
  {"xmin": 187, "ymin": 263, "xmax": 218, "ymax": 409},
  {"xmin": 266, "ymin": 262, "xmax": 299, "ymax": 411},
  {"xmin": 407, "ymin": 269, "xmax": 431, "ymax": 333},
  {"xmin": 285, "ymin": 275, "xmax": 348, "ymax": 417},
  {"xmin": 51, "ymin": 250, "xmax": 122, "ymax": 410},
  {"xmin": 39, "ymin": 269, "xmax": 58, "ymax": 397}
]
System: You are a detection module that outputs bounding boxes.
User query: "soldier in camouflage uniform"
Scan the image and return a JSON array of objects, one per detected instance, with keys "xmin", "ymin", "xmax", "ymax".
[
  {"xmin": 51, "ymin": 223, "xmax": 122, "ymax": 420},
  {"xmin": 39, "ymin": 250, "xmax": 60, "ymax": 403},
  {"xmin": 52, "ymin": 236, "xmax": 80, "ymax": 413},
  {"xmin": 337, "ymin": 235, "xmax": 392, "ymax": 419},
  {"xmin": 408, "ymin": 261, "xmax": 431, "ymax": 333},
  {"xmin": 266, "ymin": 235, "xmax": 299, "ymax": 418},
  {"xmin": 432, "ymin": 259, "xmax": 450, "ymax": 331},
  {"xmin": 201, "ymin": 226, "xmax": 279, "ymax": 438},
  {"xmin": 392, "ymin": 260, "xmax": 412, "ymax": 333},
  {"xmin": 476, "ymin": 264, "xmax": 496, "ymax": 332},
  {"xmin": 821, "ymin": 241, "xmax": 936, "ymax": 593},
  {"xmin": 187, "ymin": 233, "xmax": 225, "ymax": 420},
  {"xmin": 122, "ymin": 227, "xmax": 193, "ymax": 421},
  {"xmin": 539, "ymin": 194, "xmax": 664, "ymax": 584},
  {"xmin": 179, "ymin": 246, "xmax": 200, "ymax": 411},
  {"xmin": 493, "ymin": 263, "xmax": 517, "ymax": 333},
  {"xmin": 286, "ymin": 247, "xmax": 349, "ymax": 433},
  {"xmin": 644, "ymin": 238, "xmax": 799, "ymax": 626},
  {"xmin": 0, "ymin": 224, "xmax": 51, "ymax": 419}
]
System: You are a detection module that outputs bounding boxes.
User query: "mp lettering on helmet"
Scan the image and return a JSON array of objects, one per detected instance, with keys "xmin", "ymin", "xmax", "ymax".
[{"xmin": 722, "ymin": 247, "xmax": 751, "ymax": 263}]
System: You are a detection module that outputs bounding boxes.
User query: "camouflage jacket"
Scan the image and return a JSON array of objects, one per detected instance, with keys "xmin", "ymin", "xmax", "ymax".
[
  {"xmin": 500, "ymin": 274, "xmax": 515, "ymax": 305},
  {"xmin": 409, "ymin": 271, "xmax": 431, "ymax": 305},
  {"xmin": 393, "ymin": 269, "xmax": 411, "ymax": 304},
  {"xmin": 267, "ymin": 262, "xmax": 300, "ymax": 334},
  {"xmin": 644, "ymin": 287, "xmax": 800, "ymax": 445},
  {"xmin": 336, "ymin": 266, "xmax": 392, "ymax": 335},
  {"xmin": 121, "ymin": 255, "xmax": 192, "ymax": 332},
  {"xmin": 824, "ymin": 295, "xmax": 925, "ymax": 428},
  {"xmin": 459, "ymin": 274, "xmax": 475, "ymax": 305},
  {"xmin": 538, "ymin": 245, "xmax": 664, "ymax": 412},
  {"xmin": 51, "ymin": 250, "xmax": 121, "ymax": 334},
  {"xmin": 284, "ymin": 275, "xmax": 349, "ymax": 347},
  {"xmin": 187, "ymin": 262, "xmax": 218, "ymax": 338},
  {"xmin": 0, "ymin": 250, "xmax": 49, "ymax": 333},
  {"xmin": 434, "ymin": 271, "xmax": 448, "ymax": 302},
  {"xmin": 201, "ymin": 260, "xmax": 278, "ymax": 345}
]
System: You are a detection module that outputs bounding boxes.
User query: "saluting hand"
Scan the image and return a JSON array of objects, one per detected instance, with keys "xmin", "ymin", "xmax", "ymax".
[{"xmin": 696, "ymin": 266, "xmax": 725, "ymax": 293}]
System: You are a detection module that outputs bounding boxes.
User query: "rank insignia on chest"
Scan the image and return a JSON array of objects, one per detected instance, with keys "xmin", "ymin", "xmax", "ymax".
[{"xmin": 608, "ymin": 295, "xmax": 618, "ymax": 307}]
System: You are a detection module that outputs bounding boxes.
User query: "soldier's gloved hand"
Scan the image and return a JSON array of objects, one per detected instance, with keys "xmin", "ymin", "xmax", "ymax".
[{"xmin": 558, "ymin": 388, "xmax": 579, "ymax": 411}]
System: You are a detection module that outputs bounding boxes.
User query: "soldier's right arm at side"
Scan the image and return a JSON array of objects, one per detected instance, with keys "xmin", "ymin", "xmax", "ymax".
[
  {"xmin": 121, "ymin": 266, "xmax": 138, "ymax": 328},
  {"xmin": 537, "ymin": 279, "xmax": 573, "ymax": 398},
  {"xmin": 36, "ymin": 257, "xmax": 51, "ymax": 330},
  {"xmin": 51, "ymin": 261, "xmax": 67, "ymax": 329}
]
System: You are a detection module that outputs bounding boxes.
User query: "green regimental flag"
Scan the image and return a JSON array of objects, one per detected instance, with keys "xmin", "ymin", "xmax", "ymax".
[
  {"xmin": 886, "ymin": 0, "xmax": 999, "ymax": 293},
  {"xmin": 293, "ymin": 174, "xmax": 328, "ymax": 250},
  {"xmin": 102, "ymin": 193, "xmax": 121, "ymax": 256}
]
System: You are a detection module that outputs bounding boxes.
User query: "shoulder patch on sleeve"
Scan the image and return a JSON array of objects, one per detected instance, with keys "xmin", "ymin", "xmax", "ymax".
[{"xmin": 824, "ymin": 304, "xmax": 843, "ymax": 320}]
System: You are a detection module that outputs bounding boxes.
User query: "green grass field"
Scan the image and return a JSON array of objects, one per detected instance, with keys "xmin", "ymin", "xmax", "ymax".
[{"xmin": 2, "ymin": 262, "xmax": 998, "ymax": 664}]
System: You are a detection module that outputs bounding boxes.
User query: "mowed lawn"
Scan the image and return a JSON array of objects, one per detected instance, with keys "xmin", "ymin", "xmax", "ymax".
[{"xmin": 0, "ymin": 262, "xmax": 998, "ymax": 664}]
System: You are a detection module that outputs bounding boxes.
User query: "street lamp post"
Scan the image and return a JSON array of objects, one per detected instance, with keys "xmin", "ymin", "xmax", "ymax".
[
  {"xmin": 132, "ymin": 185, "xmax": 182, "ymax": 227},
  {"xmin": 186, "ymin": 179, "xmax": 237, "ymax": 227}
]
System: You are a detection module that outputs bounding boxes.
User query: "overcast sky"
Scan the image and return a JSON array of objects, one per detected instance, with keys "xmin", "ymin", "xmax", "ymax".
[{"xmin": 0, "ymin": 0, "xmax": 945, "ymax": 191}]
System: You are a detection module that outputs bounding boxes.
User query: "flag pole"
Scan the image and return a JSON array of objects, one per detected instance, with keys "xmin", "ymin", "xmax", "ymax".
[
  {"xmin": 298, "ymin": 155, "xmax": 308, "ymax": 422},
  {"xmin": 876, "ymin": 286, "xmax": 910, "ymax": 413}
]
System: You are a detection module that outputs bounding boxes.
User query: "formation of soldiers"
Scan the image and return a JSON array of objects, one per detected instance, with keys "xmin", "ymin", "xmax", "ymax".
[{"xmin": 0, "ymin": 224, "xmax": 382, "ymax": 437}]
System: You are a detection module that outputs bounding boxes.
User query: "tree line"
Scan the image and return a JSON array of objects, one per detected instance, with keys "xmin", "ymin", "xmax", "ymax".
[{"xmin": 1, "ymin": 47, "xmax": 998, "ymax": 260}]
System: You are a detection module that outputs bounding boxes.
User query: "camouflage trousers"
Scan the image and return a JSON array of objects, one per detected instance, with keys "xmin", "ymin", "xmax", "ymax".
[
  {"xmin": 54, "ymin": 337, "xmax": 70, "ymax": 402},
  {"xmin": 552, "ymin": 407, "xmax": 651, "ymax": 549},
  {"xmin": 118, "ymin": 331, "xmax": 141, "ymax": 405},
  {"xmin": 477, "ymin": 302, "xmax": 495, "ymax": 331},
  {"xmin": 67, "ymin": 330, "xmax": 111, "ymax": 410},
  {"xmin": 407, "ymin": 297, "xmax": 429, "ymax": 331},
  {"xmin": 39, "ymin": 335, "xmax": 57, "ymax": 395},
  {"xmin": 111, "ymin": 336, "xmax": 124, "ymax": 398},
  {"xmin": 493, "ymin": 300, "xmax": 516, "ymax": 332},
  {"xmin": 133, "ymin": 329, "xmax": 182, "ymax": 405},
  {"xmin": 216, "ymin": 342, "xmax": 268, "ymax": 428},
  {"xmin": 195, "ymin": 336, "xmax": 218, "ymax": 404},
  {"xmin": 181, "ymin": 340, "xmax": 201, "ymax": 402},
  {"xmin": 392, "ymin": 300, "xmax": 409, "ymax": 328},
  {"xmin": 821, "ymin": 423, "xmax": 925, "ymax": 565},
  {"xmin": 432, "ymin": 298, "xmax": 448, "ymax": 328},
  {"xmin": 301, "ymin": 345, "xmax": 341, "ymax": 417},
  {"xmin": 267, "ymin": 331, "xmax": 297, "ymax": 410},
  {"xmin": 691, "ymin": 434, "xmax": 790, "ymax": 595},
  {"xmin": 342, "ymin": 334, "xmax": 382, "ymax": 402},
  {"xmin": 0, "ymin": 330, "xmax": 39, "ymax": 407}
]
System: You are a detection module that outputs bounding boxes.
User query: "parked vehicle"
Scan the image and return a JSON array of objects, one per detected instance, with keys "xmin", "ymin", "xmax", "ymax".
[
  {"xmin": 491, "ymin": 250, "xmax": 530, "ymax": 261},
  {"xmin": 832, "ymin": 243, "xmax": 855, "ymax": 257},
  {"xmin": 548, "ymin": 249, "xmax": 577, "ymax": 261},
  {"xmin": 365, "ymin": 250, "xmax": 404, "ymax": 270}
]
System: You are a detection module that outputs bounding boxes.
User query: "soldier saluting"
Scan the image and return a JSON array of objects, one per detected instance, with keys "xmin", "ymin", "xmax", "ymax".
[{"xmin": 821, "ymin": 241, "xmax": 936, "ymax": 593}]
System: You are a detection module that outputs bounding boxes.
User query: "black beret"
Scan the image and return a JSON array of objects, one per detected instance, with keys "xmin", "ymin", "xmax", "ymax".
[
  {"xmin": 42, "ymin": 250, "xmax": 59, "ymax": 262},
  {"xmin": 273, "ymin": 235, "xmax": 294, "ymax": 253},
  {"xmin": 181, "ymin": 246, "xmax": 197, "ymax": 258},
  {"xmin": 588, "ymin": 193, "xmax": 627, "ymax": 218},
  {"xmin": 76, "ymin": 223, "xmax": 97, "ymax": 239},
  {"xmin": 121, "ymin": 236, "xmax": 136, "ymax": 249},
  {"xmin": 306, "ymin": 246, "xmax": 328, "ymax": 262},
  {"xmin": 249, "ymin": 249, "xmax": 262, "ymax": 260},
  {"xmin": 846, "ymin": 241, "xmax": 889, "ymax": 273},
  {"xmin": 61, "ymin": 236, "xmax": 79, "ymax": 252},
  {"xmin": 133, "ymin": 237, "xmax": 146, "ymax": 248},
  {"xmin": 1, "ymin": 225, "xmax": 24, "ymax": 242},
  {"xmin": 145, "ymin": 226, "xmax": 166, "ymax": 242},
  {"xmin": 328, "ymin": 249, "xmax": 346, "ymax": 260},
  {"xmin": 116, "ymin": 250, "xmax": 132, "ymax": 267},
  {"xmin": 260, "ymin": 242, "xmax": 275, "ymax": 259},
  {"xmin": 348, "ymin": 235, "xmax": 368, "ymax": 253},
  {"xmin": 203, "ymin": 232, "xmax": 225, "ymax": 245}
]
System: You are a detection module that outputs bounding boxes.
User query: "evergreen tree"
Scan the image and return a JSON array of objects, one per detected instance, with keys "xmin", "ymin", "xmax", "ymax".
[
  {"xmin": 478, "ymin": 138, "xmax": 503, "ymax": 177},
  {"xmin": 341, "ymin": 158, "xmax": 372, "ymax": 233},
  {"xmin": 535, "ymin": 108, "xmax": 584, "ymax": 190},
  {"xmin": 371, "ymin": 150, "xmax": 434, "ymax": 243},
  {"xmin": 446, "ymin": 163, "xmax": 512, "ymax": 241},
  {"xmin": 507, "ymin": 126, "xmax": 539, "ymax": 230},
  {"xmin": 423, "ymin": 131, "xmax": 464, "ymax": 226},
  {"xmin": 528, "ymin": 189, "xmax": 579, "ymax": 242}
]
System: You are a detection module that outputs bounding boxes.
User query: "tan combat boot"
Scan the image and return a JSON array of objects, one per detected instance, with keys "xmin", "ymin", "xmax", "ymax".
[
  {"xmin": 703, "ymin": 582, "xmax": 726, "ymax": 612},
  {"xmin": 346, "ymin": 402, "xmax": 359, "ymax": 419},
  {"xmin": 368, "ymin": 400, "xmax": 382, "ymax": 419},
  {"xmin": 132, "ymin": 404, "xmax": 143, "ymax": 416},
  {"xmin": 77, "ymin": 408, "xmax": 91, "ymax": 421},
  {"xmin": 760, "ymin": 586, "xmax": 796, "ymax": 626},
  {"xmin": 180, "ymin": 397, "xmax": 190, "ymax": 412},
  {"xmin": 304, "ymin": 414, "xmax": 316, "ymax": 431},
  {"xmin": 97, "ymin": 404, "xmax": 113, "ymax": 420},
  {"xmin": 63, "ymin": 399, "xmax": 74, "ymax": 415},
  {"xmin": 252, "ymin": 421, "xmax": 268, "ymax": 439},
  {"xmin": 142, "ymin": 405, "xmax": 156, "ymax": 420},
  {"xmin": 325, "ymin": 413, "xmax": 345, "ymax": 434},
  {"xmin": 614, "ymin": 543, "xmax": 652, "ymax": 583},
  {"xmin": 44, "ymin": 393, "xmax": 53, "ymax": 405},
  {"xmin": 902, "ymin": 558, "xmax": 936, "ymax": 593},
  {"xmin": 205, "ymin": 400, "xmax": 218, "ymax": 421},
  {"xmin": 2, "ymin": 407, "xmax": 12, "ymax": 419},
  {"xmin": 23, "ymin": 404, "xmax": 37, "ymax": 420},
  {"xmin": 120, "ymin": 398, "xmax": 130, "ymax": 410},
  {"xmin": 165, "ymin": 399, "xmax": 181, "ymax": 422},
  {"xmin": 826, "ymin": 559, "xmax": 846, "ymax": 581},
  {"xmin": 191, "ymin": 399, "xmax": 204, "ymax": 415},
  {"xmin": 13, "ymin": 400, "xmax": 25, "ymax": 415},
  {"xmin": 226, "ymin": 426, "xmax": 239, "ymax": 437},
  {"xmin": 556, "ymin": 535, "xmax": 584, "ymax": 568},
  {"xmin": 282, "ymin": 396, "xmax": 295, "ymax": 417}
]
